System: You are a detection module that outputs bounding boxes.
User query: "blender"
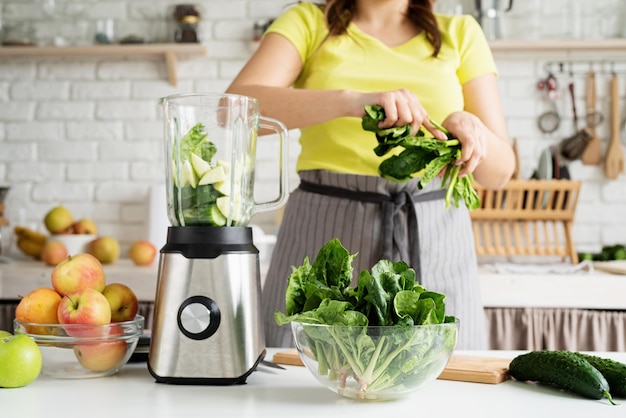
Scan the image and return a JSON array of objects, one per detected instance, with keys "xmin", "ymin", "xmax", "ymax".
[{"xmin": 148, "ymin": 93, "xmax": 289, "ymax": 384}]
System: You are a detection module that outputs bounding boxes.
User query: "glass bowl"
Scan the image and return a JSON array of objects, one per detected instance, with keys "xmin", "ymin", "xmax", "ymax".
[
  {"xmin": 291, "ymin": 320, "xmax": 458, "ymax": 400},
  {"xmin": 14, "ymin": 315, "xmax": 144, "ymax": 379}
]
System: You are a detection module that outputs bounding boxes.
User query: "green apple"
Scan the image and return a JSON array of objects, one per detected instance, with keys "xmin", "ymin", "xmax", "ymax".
[
  {"xmin": 0, "ymin": 331, "xmax": 42, "ymax": 388},
  {"xmin": 198, "ymin": 165, "xmax": 227, "ymax": 185},
  {"xmin": 180, "ymin": 159, "xmax": 197, "ymax": 189},
  {"xmin": 190, "ymin": 152, "xmax": 211, "ymax": 178}
]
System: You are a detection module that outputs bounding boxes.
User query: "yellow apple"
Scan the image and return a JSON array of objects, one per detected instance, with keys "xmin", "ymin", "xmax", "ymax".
[
  {"xmin": 128, "ymin": 240, "xmax": 157, "ymax": 266},
  {"xmin": 40, "ymin": 240, "xmax": 69, "ymax": 266},
  {"xmin": 15, "ymin": 288, "xmax": 62, "ymax": 334},
  {"xmin": 72, "ymin": 218, "xmax": 98, "ymax": 235},
  {"xmin": 102, "ymin": 283, "xmax": 139, "ymax": 322},
  {"xmin": 44, "ymin": 206, "xmax": 74, "ymax": 234},
  {"xmin": 51, "ymin": 253, "xmax": 106, "ymax": 295},
  {"xmin": 87, "ymin": 236, "xmax": 120, "ymax": 264}
]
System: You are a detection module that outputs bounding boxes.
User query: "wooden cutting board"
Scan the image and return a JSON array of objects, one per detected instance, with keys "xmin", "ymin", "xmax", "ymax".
[
  {"xmin": 272, "ymin": 349, "xmax": 511, "ymax": 384},
  {"xmin": 593, "ymin": 261, "xmax": 626, "ymax": 275}
]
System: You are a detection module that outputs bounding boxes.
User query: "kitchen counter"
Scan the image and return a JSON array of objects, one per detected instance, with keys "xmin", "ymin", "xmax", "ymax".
[
  {"xmin": 4, "ymin": 348, "xmax": 625, "ymax": 418},
  {"xmin": 2, "ymin": 258, "xmax": 625, "ymax": 310},
  {"xmin": 2, "ymin": 258, "xmax": 625, "ymax": 351},
  {"xmin": 478, "ymin": 265, "xmax": 626, "ymax": 309}
]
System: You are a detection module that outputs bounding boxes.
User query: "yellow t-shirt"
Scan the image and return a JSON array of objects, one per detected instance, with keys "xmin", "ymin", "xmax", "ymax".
[{"xmin": 266, "ymin": 2, "xmax": 497, "ymax": 176}]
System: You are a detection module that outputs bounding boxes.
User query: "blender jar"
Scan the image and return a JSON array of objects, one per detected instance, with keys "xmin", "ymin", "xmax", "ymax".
[{"xmin": 161, "ymin": 93, "xmax": 288, "ymax": 227}]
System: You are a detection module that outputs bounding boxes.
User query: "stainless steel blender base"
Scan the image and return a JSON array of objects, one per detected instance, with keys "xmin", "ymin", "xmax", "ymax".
[{"xmin": 148, "ymin": 233, "xmax": 265, "ymax": 385}]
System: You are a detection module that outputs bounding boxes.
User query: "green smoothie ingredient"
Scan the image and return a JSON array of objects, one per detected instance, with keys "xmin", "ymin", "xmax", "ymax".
[
  {"xmin": 274, "ymin": 238, "xmax": 457, "ymax": 395},
  {"xmin": 171, "ymin": 123, "xmax": 235, "ymax": 226},
  {"xmin": 509, "ymin": 350, "xmax": 617, "ymax": 404},
  {"xmin": 573, "ymin": 352, "xmax": 626, "ymax": 398},
  {"xmin": 361, "ymin": 105, "xmax": 481, "ymax": 210}
]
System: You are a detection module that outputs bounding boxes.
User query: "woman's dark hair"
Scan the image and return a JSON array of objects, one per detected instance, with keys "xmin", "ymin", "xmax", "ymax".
[{"xmin": 317, "ymin": 0, "xmax": 441, "ymax": 56}]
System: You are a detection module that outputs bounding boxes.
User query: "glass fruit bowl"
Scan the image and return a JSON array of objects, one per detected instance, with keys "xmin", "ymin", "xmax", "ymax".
[
  {"xmin": 14, "ymin": 315, "xmax": 144, "ymax": 379},
  {"xmin": 291, "ymin": 320, "xmax": 458, "ymax": 401}
]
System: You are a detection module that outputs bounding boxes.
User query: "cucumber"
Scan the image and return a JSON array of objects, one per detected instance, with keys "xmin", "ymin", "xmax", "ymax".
[
  {"xmin": 509, "ymin": 350, "xmax": 616, "ymax": 404},
  {"xmin": 573, "ymin": 352, "xmax": 626, "ymax": 398},
  {"xmin": 207, "ymin": 204, "xmax": 227, "ymax": 227}
]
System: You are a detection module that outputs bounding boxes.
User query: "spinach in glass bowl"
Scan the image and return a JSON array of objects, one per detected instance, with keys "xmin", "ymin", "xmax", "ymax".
[{"xmin": 274, "ymin": 238, "xmax": 458, "ymax": 400}]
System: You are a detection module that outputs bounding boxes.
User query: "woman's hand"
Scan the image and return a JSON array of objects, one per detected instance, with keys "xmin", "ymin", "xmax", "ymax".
[
  {"xmin": 357, "ymin": 89, "xmax": 448, "ymax": 140},
  {"xmin": 442, "ymin": 111, "xmax": 489, "ymax": 177}
]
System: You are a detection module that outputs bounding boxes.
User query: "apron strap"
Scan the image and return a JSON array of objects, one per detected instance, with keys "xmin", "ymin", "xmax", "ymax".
[{"xmin": 297, "ymin": 180, "xmax": 446, "ymax": 281}]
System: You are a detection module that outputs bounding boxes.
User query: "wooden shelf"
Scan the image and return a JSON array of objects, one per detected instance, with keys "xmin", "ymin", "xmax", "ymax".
[
  {"xmin": 489, "ymin": 38, "xmax": 626, "ymax": 53},
  {"xmin": 0, "ymin": 43, "xmax": 207, "ymax": 86}
]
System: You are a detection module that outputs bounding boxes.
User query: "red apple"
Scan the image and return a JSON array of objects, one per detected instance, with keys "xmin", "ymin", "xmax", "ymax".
[
  {"xmin": 128, "ymin": 240, "xmax": 157, "ymax": 266},
  {"xmin": 40, "ymin": 240, "xmax": 69, "ymax": 266},
  {"xmin": 102, "ymin": 283, "xmax": 138, "ymax": 322},
  {"xmin": 57, "ymin": 288, "xmax": 111, "ymax": 337},
  {"xmin": 51, "ymin": 253, "xmax": 106, "ymax": 296},
  {"xmin": 73, "ymin": 339, "xmax": 128, "ymax": 372}
]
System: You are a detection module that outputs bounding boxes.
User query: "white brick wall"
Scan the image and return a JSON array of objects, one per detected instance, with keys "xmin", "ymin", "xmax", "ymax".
[{"xmin": 1, "ymin": 0, "xmax": 625, "ymax": 257}]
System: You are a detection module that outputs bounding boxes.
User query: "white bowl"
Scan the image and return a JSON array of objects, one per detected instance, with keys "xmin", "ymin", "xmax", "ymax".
[{"xmin": 47, "ymin": 234, "xmax": 96, "ymax": 255}]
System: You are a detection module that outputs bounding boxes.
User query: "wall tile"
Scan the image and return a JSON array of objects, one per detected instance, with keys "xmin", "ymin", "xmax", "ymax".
[{"xmin": 1, "ymin": 0, "xmax": 626, "ymax": 249}]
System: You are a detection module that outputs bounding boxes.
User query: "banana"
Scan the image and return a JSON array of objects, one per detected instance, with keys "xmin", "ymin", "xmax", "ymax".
[
  {"xmin": 17, "ymin": 237, "xmax": 44, "ymax": 259},
  {"xmin": 14, "ymin": 225, "xmax": 48, "ymax": 245}
]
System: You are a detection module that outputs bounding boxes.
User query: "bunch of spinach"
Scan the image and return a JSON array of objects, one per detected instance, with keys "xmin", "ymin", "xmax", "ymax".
[
  {"xmin": 274, "ymin": 238, "xmax": 457, "ymax": 396},
  {"xmin": 361, "ymin": 105, "xmax": 481, "ymax": 210}
]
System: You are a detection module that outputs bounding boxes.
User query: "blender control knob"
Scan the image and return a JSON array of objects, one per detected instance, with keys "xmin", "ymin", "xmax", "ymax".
[{"xmin": 177, "ymin": 296, "xmax": 221, "ymax": 340}]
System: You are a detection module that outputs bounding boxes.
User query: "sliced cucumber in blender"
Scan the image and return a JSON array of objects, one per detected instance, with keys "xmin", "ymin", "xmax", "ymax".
[
  {"xmin": 207, "ymin": 204, "xmax": 227, "ymax": 226},
  {"xmin": 216, "ymin": 195, "xmax": 242, "ymax": 223}
]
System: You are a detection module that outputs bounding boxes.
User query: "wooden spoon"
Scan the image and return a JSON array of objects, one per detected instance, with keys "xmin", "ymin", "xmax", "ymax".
[
  {"xmin": 581, "ymin": 70, "xmax": 602, "ymax": 165},
  {"xmin": 604, "ymin": 73, "xmax": 625, "ymax": 179}
]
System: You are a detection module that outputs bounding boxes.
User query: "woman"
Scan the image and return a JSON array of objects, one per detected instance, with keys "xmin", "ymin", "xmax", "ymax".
[{"xmin": 226, "ymin": 0, "xmax": 515, "ymax": 349}]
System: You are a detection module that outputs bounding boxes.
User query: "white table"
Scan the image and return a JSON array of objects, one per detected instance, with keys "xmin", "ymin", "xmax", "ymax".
[{"xmin": 4, "ymin": 349, "xmax": 625, "ymax": 418}]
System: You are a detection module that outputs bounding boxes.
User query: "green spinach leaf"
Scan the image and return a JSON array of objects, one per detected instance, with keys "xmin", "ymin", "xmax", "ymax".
[{"xmin": 361, "ymin": 105, "xmax": 481, "ymax": 210}]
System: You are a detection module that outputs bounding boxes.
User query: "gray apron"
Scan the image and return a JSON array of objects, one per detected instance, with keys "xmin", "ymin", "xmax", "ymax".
[{"xmin": 262, "ymin": 170, "xmax": 487, "ymax": 350}]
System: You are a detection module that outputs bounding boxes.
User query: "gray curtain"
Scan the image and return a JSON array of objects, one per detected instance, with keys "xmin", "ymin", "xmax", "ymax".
[{"xmin": 485, "ymin": 307, "xmax": 626, "ymax": 351}]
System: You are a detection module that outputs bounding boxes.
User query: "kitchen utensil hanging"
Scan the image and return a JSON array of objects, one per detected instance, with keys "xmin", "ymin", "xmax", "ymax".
[
  {"xmin": 537, "ymin": 72, "xmax": 561, "ymax": 134},
  {"xmin": 604, "ymin": 72, "xmax": 625, "ymax": 179},
  {"xmin": 568, "ymin": 80, "xmax": 579, "ymax": 131},
  {"xmin": 559, "ymin": 77, "xmax": 592, "ymax": 161},
  {"xmin": 581, "ymin": 70, "xmax": 603, "ymax": 165},
  {"xmin": 560, "ymin": 128, "xmax": 593, "ymax": 161}
]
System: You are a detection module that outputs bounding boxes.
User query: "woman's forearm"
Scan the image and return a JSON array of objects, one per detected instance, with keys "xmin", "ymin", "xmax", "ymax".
[{"xmin": 225, "ymin": 85, "xmax": 360, "ymax": 130}]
